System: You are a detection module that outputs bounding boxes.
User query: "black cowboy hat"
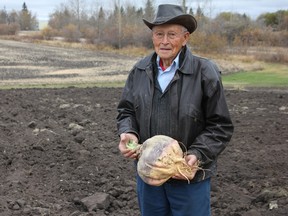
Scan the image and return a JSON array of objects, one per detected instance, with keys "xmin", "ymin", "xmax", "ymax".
[{"xmin": 143, "ymin": 4, "xmax": 197, "ymax": 34}]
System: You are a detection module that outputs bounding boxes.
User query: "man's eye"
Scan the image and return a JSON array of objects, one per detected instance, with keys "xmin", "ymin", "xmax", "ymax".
[{"xmin": 168, "ymin": 33, "xmax": 176, "ymax": 38}]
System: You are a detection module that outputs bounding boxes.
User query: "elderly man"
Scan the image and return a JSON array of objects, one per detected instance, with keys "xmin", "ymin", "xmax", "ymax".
[{"xmin": 117, "ymin": 4, "xmax": 234, "ymax": 216}]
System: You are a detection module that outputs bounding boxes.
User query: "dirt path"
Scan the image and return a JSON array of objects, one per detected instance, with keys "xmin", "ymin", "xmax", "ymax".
[{"xmin": 0, "ymin": 40, "xmax": 287, "ymax": 216}]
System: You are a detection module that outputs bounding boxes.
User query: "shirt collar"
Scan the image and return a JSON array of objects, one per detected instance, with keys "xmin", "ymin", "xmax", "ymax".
[{"xmin": 156, "ymin": 52, "xmax": 181, "ymax": 72}]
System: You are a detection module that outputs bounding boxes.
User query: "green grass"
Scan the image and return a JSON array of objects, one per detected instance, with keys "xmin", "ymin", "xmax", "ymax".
[{"xmin": 222, "ymin": 63, "xmax": 288, "ymax": 88}]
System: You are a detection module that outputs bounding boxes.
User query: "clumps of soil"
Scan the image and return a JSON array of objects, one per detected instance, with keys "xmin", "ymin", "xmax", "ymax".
[{"xmin": 0, "ymin": 87, "xmax": 287, "ymax": 215}]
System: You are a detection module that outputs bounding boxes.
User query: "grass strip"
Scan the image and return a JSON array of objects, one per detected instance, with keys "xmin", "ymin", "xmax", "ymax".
[{"xmin": 222, "ymin": 63, "xmax": 288, "ymax": 88}]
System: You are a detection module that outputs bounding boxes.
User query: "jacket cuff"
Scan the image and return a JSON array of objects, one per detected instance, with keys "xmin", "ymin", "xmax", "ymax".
[
  {"xmin": 120, "ymin": 130, "xmax": 140, "ymax": 142},
  {"xmin": 187, "ymin": 149, "xmax": 203, "ymax": 162}
]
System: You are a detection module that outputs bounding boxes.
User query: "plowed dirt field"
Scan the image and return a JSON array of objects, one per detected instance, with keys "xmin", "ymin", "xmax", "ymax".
[{"xmin": 0, "ymin": 39, "xmax": 287, "ymax": 216}]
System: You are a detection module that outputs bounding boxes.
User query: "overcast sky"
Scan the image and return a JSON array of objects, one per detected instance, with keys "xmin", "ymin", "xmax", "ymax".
[{"xmin": 1, "ymin": 0, "xmax": 287, "ymax": 21}]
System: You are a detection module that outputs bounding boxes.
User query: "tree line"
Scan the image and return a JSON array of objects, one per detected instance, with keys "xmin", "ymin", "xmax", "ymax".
[
  {"xmin": 1, "ymin": 0, "xmax": 287, "ymax": 51},
  {"xmin": 0, "ymin": 2, "xmax": 38, "ymax": 34}
]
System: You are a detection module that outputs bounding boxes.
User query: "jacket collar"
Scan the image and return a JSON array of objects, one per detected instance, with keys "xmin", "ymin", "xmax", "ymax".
[
  {"xmin": 177, "ymin": 46, "xmax": 194, "ymax": 75},
  {"xmin": 136, "ymin": 45, "xmax": 195, "ymax": 75}
]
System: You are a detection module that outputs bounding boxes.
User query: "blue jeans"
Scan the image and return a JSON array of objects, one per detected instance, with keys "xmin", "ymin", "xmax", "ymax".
[{"xmin": 137, "ymin": 175, "xmax": 211, "ymax": 216}]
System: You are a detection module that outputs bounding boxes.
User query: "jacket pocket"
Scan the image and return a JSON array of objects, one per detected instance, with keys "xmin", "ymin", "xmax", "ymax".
[{"xmin": 186, "ymin": 104, "xmax": 204, "ymax": 124}]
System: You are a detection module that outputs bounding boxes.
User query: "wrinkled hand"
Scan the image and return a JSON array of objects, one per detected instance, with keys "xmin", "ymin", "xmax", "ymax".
[
  {"xmin": 119, "ymin": 133, "xmax": 139, "ymax": 159},
  {"xmin": 172, "ymin": 154, "xmax": 198, "ymax": 180}
]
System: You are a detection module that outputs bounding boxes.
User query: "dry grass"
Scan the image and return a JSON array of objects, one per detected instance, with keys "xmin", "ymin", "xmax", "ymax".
[
  {"xmin": 4, "ymin": 33, "xmax": 288, "ymax": 62},
  {"xmin": 1, "ymin": 36, "xmax": 287, "ymax": 89}
]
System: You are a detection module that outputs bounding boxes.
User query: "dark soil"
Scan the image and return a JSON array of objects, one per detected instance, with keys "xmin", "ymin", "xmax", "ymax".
[{"xmin": 0, "ymin": 87, "xmax": 287, "ymax": 216}]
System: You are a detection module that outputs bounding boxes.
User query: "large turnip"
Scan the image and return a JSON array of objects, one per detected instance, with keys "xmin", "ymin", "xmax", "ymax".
[{"xmin": 129, "ymin": 135, "xmax": 200, "ymax": 186}]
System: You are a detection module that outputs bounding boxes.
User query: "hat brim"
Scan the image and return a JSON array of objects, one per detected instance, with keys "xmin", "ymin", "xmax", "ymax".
[{"xmin": 143, "ymin": 14, "xmax": 197, "ymax": 34}]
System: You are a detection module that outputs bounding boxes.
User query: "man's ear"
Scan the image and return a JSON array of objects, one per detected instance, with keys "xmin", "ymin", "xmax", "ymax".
[{"xmin": 182, "ymin": 33, "xmax": 190, "ymax": 46}]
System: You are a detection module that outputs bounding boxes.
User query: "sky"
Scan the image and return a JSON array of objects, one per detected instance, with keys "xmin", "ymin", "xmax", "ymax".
[{"xmin": 1, "ymin": 0, "xmax": 287, "ymax": 21}]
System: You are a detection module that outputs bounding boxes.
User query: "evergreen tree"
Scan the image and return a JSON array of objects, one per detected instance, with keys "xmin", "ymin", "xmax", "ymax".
[
  {"xmin": 19, "ymin": 2, "xmax": 38, "ymax": 30},
  {"xmin": 143, "ymin": 0, "xmax": 155, "ymax": 21},
  {"xmin": 182, "ymin": 0, "xmax": 187, "ymax": 13},
  {"xmin": 22, "ymin": 2, "xmax": 28, "ymax": 12},
  {"xmin": 97, "ymin": 7, "xmax": 105, "ymax": 40},
  {"xmin": 0, "ymin": 8, "xmax": 8, "ymax": 24}
]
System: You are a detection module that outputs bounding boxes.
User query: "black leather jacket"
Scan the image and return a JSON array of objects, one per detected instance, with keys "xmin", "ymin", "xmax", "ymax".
[{"xmin": 117, "ymin": 46, "xmax": 234, "ymax": 182}]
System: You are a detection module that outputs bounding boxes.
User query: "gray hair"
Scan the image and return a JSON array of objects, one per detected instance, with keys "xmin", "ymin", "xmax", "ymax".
[{"xmin": 182, "ymin": 26, "xmax": 188, "ymax": 32}]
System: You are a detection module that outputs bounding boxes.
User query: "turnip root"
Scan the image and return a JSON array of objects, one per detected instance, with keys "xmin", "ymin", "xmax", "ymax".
[{"xmin": 137, "ymin": 135, "xmax": 200, "ymax": 186}]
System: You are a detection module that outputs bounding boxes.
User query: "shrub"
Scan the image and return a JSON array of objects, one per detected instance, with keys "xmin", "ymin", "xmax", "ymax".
[
  {"xmin": 81, "ymin": 27, "xmax": 97, "ymax": 44},
  {"xmin": 41, "ymin": 26, "xmax": 59, "ymax": 40},
  {"xmin": 0, "ymin": 23, "xmax": 20, "ymax": 35},
  {"xmin": 189, "ymin": 31, "xmax": 227, "ymax": 53},
  {"xmin": 255, "ymin": 52, "xmax": 288, "ymax": 63},
  {"xmin": 61, "ymin": 24, "xmax": 81, "ymax": 42}
]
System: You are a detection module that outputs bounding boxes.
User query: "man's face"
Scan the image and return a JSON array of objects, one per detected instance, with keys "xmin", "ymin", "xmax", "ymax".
[{"xmin": 152, "ymin": 24, "xmax": 189, "ymax": 64}]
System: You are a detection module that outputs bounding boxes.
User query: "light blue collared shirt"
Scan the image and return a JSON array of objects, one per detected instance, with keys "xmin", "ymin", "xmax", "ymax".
[{"xmin": 156, "ymin": 53, "xmax": 180, "ymax": 92}]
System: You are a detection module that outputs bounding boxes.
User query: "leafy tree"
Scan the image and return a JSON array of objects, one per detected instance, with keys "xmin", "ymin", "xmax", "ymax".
[
  {"xmin": 42, "ymin": 1, "xmax": 287, "ymax": 48},
  {"xmin": 216, "ymin": 12, "xmax": 233, "ymax": 21},
  {"xmin": 7, "ymin": 10, "xmax": 18, "ymax": 24},
  {"xmin": 215, "ymin": 12, "xmax": 251, "ymax": 44},
  {"xmin": 68, "ymin": 0, "xmax": 87, "ymax": 30},
  {"xmin": 0, "ymin": 8, "xmax": 19, "ymax": 35},
  {"xmin": 279, "ymin": 13, "xmax": 288, "ymax": 31},
  {"xmin": 257, "ymin": 10, "xmax": 288, "ymax": 31},
  {"xmin": 48, "ymin": 4, "xmax": 73, "ymax": 30},
  {"xmin": 261, "ymin": 12, "xmax": 279, "ymax": 26}
]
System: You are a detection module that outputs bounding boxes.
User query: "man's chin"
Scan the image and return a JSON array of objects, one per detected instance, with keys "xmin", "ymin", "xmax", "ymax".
[{"xmin": 158, "ymin": 52, "xmax": 172, "ymax": 59}]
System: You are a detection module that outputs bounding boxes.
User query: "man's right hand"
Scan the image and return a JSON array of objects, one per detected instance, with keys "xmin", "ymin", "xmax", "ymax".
[{"xmin": 118, "ymin": 133, "xmax": 139, "ymax": 159}]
